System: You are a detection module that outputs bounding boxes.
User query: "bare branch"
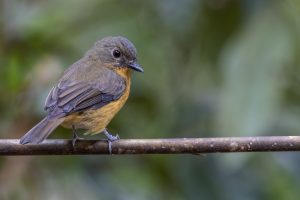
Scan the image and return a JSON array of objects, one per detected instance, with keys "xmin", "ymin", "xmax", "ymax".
[{"xmin": 0, "ymin": 136, "xmax": 300, "ymax": 155}]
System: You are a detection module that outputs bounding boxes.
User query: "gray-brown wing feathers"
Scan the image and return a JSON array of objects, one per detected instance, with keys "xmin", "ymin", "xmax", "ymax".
[{"xmin": 45, "ymin": 69, "xmax": 126, "ymax": 119}]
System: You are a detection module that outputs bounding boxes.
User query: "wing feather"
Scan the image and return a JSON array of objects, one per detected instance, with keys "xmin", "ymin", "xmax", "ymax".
[{"xmin": 44, "ymin": 68, "xmax": 126, "ymax": 119}]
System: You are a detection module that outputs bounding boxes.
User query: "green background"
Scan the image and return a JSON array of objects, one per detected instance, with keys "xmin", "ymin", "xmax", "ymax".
[{"xmin": 0, "ymin": 1, "xmax": 300, "ymax": 199}]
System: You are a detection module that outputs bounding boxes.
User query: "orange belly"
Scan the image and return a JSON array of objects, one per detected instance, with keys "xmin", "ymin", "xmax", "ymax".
[{"xmin": 61, "ymin": 68, "xmax": 131, "ymax": 135}]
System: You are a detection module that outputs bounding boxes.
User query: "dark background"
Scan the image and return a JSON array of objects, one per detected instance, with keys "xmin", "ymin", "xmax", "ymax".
[{"xmin": 0, "ymin": 0, "xmax": 300, "ymax": 199}]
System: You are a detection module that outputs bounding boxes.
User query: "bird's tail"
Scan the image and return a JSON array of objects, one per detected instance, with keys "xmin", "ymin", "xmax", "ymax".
[{"xmin": 20, "ymin": 117, "xmax": 64, "ymax": 144}]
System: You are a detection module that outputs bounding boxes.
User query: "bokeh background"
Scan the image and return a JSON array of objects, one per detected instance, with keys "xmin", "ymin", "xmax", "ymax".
[{"xmin": 0, "ymin": 0, "xmax": 300, "ymax": 199}]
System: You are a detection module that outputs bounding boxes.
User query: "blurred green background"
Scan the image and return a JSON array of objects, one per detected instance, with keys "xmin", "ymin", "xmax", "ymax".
[{"xmin": 1, "ymin": 0, "xmax": 300, "ymax": 199}]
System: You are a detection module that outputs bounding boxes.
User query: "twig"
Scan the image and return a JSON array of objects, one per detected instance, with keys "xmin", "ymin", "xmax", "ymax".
[{"xmin": 0, "ymin": 136, "xmax": 300, "ymax": 155}]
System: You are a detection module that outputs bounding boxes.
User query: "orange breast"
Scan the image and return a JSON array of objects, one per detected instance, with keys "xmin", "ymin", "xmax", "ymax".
[{"xmin": 61, "ymin": 68, "xmax": 131, "ymax": 135}]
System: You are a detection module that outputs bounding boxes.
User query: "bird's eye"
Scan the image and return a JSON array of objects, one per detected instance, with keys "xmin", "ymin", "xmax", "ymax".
[{"xmin": 112, "ymin": 49, "xmax": 121, "ymax": 58}]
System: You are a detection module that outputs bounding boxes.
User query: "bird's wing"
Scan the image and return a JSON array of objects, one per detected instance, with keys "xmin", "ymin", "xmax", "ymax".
[{"xmin": 44, "ymin": 69, "xmax": 126, "ymax": 119}]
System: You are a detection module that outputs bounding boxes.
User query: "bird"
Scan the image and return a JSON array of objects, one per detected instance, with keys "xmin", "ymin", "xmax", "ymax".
[{"xmin": 19, "ymin": 36, "xmax": 143, "ymax": 153}]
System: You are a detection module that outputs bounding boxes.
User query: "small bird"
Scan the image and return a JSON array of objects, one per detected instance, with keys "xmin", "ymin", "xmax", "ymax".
[{"xmin": 20, "ymin": 36, "xmax": 143, "ymax": 152}]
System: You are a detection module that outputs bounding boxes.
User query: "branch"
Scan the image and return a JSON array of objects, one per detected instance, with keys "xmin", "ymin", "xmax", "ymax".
[{"xmin": 0, "ymin": 136, "xmax": 300, "ymax": 155}]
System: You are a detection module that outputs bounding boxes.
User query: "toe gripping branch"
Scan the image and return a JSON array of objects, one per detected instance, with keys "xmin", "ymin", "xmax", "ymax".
[
  {"xmin": 103, "ymin": 129, "xmax": 120, "ymax": 154},
  {"xmin": 71, "ymin": 126, "xmax": 119, "ymax": 154}
]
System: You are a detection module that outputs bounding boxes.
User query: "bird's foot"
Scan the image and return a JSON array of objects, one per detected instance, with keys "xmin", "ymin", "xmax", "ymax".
[
  {"xmin": 72, "ymin": 125, "xmax": 83, "ymax": 149},
  {"xmin": 103, "ymin": 129, "xmax": 120, "ymax": 154}
]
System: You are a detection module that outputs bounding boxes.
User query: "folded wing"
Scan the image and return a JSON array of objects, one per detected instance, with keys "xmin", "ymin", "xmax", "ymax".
[{"xmin": 44, "ymin": 69, "xmax": 126, "ymax": 119}]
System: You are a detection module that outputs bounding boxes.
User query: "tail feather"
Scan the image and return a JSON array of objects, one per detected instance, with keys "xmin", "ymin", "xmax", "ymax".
[{"xmin": 20, "ymin": 117, "xmax": 63, "ymax": 144}]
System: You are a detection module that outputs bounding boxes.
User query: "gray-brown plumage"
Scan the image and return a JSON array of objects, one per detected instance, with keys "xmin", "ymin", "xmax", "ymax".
[{"xmin": 20, "ymin": 36, "xmax": 143, "ymax": 146}]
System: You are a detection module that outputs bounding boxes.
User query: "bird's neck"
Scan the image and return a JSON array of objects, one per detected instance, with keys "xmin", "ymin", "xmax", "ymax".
[
  {"xmin": 115, "ymin": 68, "xmax": 131, "ymax": 94},
  {"xmin": 115, "ymin": 68, "xmax": 132, "ymax": 80}
]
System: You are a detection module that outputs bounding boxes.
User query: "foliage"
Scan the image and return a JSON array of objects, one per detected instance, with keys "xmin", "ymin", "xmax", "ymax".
[{"xmin": 0, "ymin": 1, "xmax": 300, "ymax": 199}]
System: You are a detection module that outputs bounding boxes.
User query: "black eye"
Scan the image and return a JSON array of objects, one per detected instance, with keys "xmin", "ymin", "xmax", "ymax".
[{"xmin": 112, "ymin": 49, "xmax": 121, "ymax": 58}]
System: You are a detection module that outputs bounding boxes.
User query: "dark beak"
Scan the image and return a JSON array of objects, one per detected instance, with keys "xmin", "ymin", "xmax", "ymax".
[{"xmin": 128, "ymin": 62, "xmax": 144, "ymax": 72}]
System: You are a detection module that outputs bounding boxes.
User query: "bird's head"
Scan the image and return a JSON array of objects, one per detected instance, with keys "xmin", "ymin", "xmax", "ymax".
[{"xmin": 93, "ymin": 36, "xmax": 143, "ymax": 73}]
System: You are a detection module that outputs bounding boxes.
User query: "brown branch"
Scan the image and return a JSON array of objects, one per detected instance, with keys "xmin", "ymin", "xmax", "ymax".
[{"xmin": 0, "ymin": 136, "xmax": 300, "ymax": 155}]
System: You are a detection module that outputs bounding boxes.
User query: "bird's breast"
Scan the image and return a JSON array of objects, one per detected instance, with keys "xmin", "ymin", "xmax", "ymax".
[{"xmin": 62, "ymin": 70, "xmax": 131, "ymax": 135}]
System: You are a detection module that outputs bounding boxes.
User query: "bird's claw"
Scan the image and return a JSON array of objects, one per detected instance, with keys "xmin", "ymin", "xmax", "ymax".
[
  {"xmin": 72, "ymin": 125, "xmax": 83, "ymax": 149},
  {"xmin": 104, "ymin": 130, "xmax": 120, "ymax": 154}
]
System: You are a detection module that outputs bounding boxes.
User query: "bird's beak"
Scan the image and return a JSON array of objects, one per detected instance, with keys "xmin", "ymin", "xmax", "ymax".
[{"xmin": 128, "ymin": 61, "xmax": 144, "ymax": 72}]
